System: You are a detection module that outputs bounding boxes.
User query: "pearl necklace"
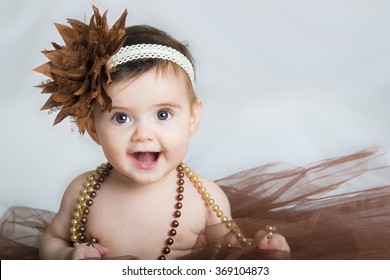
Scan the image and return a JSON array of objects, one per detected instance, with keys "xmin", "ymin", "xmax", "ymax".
[{"xmin": 70, "ymin": 163, "xmax": 251, "ymax": 259}]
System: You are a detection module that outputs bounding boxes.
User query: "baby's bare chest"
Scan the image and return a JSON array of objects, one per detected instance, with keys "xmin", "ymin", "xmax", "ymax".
[{"xmin": 82, "ymin": 188, "xmax": 207, "ymax": 259}]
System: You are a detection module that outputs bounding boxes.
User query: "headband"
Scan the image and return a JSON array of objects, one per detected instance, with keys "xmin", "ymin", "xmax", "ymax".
[
  {"xmin": 35, "ymin": 6, "xmax": 194, "ymax": 134},
  {"xmin": 109, "ymin": 44, "xmax": 195, "ymax": 87}
]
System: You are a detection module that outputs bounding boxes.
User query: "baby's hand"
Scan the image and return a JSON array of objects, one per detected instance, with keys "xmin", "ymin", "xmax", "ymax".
[
  {"xmin": 71, "ymin": 243, "xmax": 109, "ymax": 260},
  {"xmin": 254, "ymin": 228, "xmax": 290, "ymax": 252}
]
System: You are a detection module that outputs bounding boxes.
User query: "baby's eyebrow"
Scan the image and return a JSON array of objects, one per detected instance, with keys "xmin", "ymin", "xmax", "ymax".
[
  {"xmin": 110, "ymin": 102, "xmax": 183, "ymax": 111},
  {"xmin": 155, "ymin": 102, "xmax": 182, "ymax": 109},
  {"xmin": 110, "ymin": 105, "xmax": 129, "ymax": 111}
]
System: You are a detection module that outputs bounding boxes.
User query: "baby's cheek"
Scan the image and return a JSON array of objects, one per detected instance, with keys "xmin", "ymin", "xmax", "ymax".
[{"xmin": 164, "ymin": 137, "xmax": 189, "ymax": 159}]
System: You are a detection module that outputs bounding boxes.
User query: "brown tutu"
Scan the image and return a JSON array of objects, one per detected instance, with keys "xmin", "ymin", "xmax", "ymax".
[{"xmin": 1, "ymin": 147, "xmax": 390, "ymax": 259}]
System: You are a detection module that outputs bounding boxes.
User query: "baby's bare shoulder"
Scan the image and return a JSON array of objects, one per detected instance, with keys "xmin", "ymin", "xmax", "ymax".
[
  {"xmin": 199, "ymin": 176, "xmax": 229, "ymax": 203},
  {"xmin": 59, "ymin": 170, "xmax": 95, "ymax": 211},
  {"xmin": 196, "ymin": 175, "xmax": 232, "ymax": 224}
]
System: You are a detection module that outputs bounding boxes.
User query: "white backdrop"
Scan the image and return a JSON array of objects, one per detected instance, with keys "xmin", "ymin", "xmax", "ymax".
[{"xmin": 1, "ymin": 0, "xmax": 389, "ymax": 215}]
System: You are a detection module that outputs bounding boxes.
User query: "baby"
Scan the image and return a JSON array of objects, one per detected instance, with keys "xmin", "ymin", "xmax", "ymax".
[{"xmin": 37, "ymin": 7, "xmax": 289, "ymax": 260}]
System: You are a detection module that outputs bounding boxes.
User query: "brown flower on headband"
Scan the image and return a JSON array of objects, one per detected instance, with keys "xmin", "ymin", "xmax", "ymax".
[{"xmin": 34, "ymin": 6, "xmax": 128, "ymax": 133}]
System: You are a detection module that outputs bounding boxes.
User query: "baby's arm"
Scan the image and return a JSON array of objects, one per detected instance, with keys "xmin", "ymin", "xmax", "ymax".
[
  {"xmin": 203, "ymin": 179, "xmax": 290, "ymax": 252},
  {"xmin": 39, "ymin": 173, "xmax": 109, "ymax": 259}
]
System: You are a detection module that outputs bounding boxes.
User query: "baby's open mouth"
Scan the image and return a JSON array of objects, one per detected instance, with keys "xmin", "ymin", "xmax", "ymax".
[{"xmin": 132, "ymin": 152, "xmax": 161, "ymax": 163}]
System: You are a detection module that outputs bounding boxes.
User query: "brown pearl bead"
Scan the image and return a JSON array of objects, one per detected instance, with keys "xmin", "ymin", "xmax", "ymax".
[
  {"xmin": 177, "ymin": 179, "xmax": 185, "ymax": 185},
  {"xmin": 91, "ymin": 238, "xmax": 98, "ymax": 243},
  {"xmin": 177, "ymin": 172, "xmax": 184, "ymax": 179},
  {"xmin": 174, "ymin": 211, "xmax": 181, "ymax": 218},
  {"xmin": 93, "ymin": 183, "xmax": 101, "ymax": 190},
  {"xmin": 90, "ymin": 191, "xmax": 97, "ymax": 198},
  {"xmin": 177, "ymin": 186, "xmax": 184, "ymax": 193},
  {"xmin": 176, "ymin": 202, "xmax": 183, "ymax": 209},
  {"xmin": 162, "ymin": 247, "xmax": 170, "ymax": 254},
  {"xmin": 166, "ymin": 238, "xmax": 174, "ymax": 245},
  {"xmin": 176, "ymin": 165, "xmax": 183, "ymax": 172},
  {"xmin": 176, "ymin": 194, "xmax": 183, "ymax": 201},
  {"xmin": 86, "ymin": 199, "xmax": 93, "ymax": 206},
  {"xmin": 172, "ymin": 220, "xmax": 179, "ymax": 227},
  {"xmin": 158, "ymin": 255, "xmax": 166, "ymax": 260},
  {"xmin": 169, "ymin": 229, "xmax": 177, "ymax": 236},
  {"xmin": 83, "ymin": 207, "xmax": 90, "ymax": 215}
]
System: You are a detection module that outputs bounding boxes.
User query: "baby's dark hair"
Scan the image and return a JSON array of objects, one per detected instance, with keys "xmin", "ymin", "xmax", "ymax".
[{"xmin": 111, "ymin": 25, "xmax": 197, "ymax": 104}]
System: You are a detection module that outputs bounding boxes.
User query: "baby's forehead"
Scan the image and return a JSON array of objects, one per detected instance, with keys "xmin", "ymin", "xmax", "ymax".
[{"xmin": 108, "ymin": 66, "xmax": 195, "ymax": 103}]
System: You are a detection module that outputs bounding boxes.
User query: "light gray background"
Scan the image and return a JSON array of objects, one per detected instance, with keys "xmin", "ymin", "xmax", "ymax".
[{"xmin": 1, "ymin": 0, "xmax": 389, "ymax": 214}]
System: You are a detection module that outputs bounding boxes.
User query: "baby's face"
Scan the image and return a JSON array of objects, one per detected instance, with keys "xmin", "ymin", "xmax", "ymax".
[{"xmin": 89, "ymin": 68, "xmax": 201, "ymax": 185}]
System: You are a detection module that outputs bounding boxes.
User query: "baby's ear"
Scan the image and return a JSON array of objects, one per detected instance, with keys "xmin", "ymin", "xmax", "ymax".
[
  {"xmin": 86, "ymin": 116, "xmax": 101, "ymax": 145},
  {"xmin": 190, "ymin": 98, "xmax": 202, "ymax": 136}
]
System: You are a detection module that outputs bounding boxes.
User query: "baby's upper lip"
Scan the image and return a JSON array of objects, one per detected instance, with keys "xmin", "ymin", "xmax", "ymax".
[{"xmin": 130, "ymin": 151, "xmax": 160, "ymax": 155}]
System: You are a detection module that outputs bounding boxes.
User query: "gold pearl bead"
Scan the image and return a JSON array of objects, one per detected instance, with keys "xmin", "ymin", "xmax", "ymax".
[
  {"xmin": 187, "ymin": 171, "xmax": 194, "ymax": 177},
  {"xmin": 71, "ymin": 219, "xmax": 78, "ymax": 226},
  {"xmin": 87, "ymin": 186, "xmax": 94, "ymax": 193},
  {"xmin": 212, "ymin": 204, "xmax": 219, "ymax": 212},
  {"xmin": 83, "ymin": 182, "xmax": 90, "ymax": 188},
  {"xmin": 216, "ymin": 210, "xmax": 223, "ymax": 217},
  {"xmin": 70, "ymin": 226, "xmax": 77, "ymax": 234},
  {"xmin": 73, "ymin": 211, "xmax": 80, "ymax": 219},
  {"xmin": 80, "ymin": 189, "xmax": 87, "ymax": 195},
  {"xmin": 225, "ymin": 222, "xmax": 233, "ymax": 229},
  {"xmin": 190, "ymin": 175, "xmax": 198, "ymax": 183},
  {"xmin": 195, "ymin": 181, "xmax": 202, "ymax": 188},
  {"xmin": 206, "ymin": 198, "xmax": 214, "ymax": 206},
  {"xmin": 71, "ymin": 234, "xmax": 78, "ymax": 242},
  {"xmin": 183, "ymin": 166, "xmax": 190, "ymax": 173},
  {"xmin": 198, "ymin": 187, "xmax": 206, "ymax": 194},
  {"xmin": 202, "ymin": 192, "xmax": 210, "ymax": 200},
  {"xmin": 75, "ymin": 204, "xmax": 82, "ymax": 211},
  {"xmin": 88, "ymin": 175, "xmax": 95, "ymax": 181},
  {"xmin": 220, "ymin": 216, "xmax": 228, "ymax": 223}
]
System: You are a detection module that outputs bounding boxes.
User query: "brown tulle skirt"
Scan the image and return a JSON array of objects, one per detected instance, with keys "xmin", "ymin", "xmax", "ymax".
[{"xmin": 1, "ymin": 147, "xmax": 390, "ymax": 259}]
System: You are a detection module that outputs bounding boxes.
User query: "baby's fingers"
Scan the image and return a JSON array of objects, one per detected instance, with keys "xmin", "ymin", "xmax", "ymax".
[
  {"xmin": 267, "ymin": 234, "xmax": 290, "ymax": 252},
  {"xmin": 254, "ymin": 230, "xmax": 290, "ymax": 252},
  {"xmin": 94, "ymin": 243, "xmax": 109, "ymax": 257},
  {"xmin": 72, "ymin": 243, "xmax": 109, "ymax": 260}
]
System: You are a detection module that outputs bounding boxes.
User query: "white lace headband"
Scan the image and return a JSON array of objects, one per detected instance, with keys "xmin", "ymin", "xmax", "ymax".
[{"xmin": 109, "ymin": 44, "xmax": 195, "ymax": 87}]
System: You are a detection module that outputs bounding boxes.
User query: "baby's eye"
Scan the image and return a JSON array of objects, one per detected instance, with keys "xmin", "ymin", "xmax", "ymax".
[
  {"xmin": 112, "ymin": 113, "xmax": 131, "ymax": 124},
  {"xmin": 156, "ymin": 109, "xmax": 173, "ymax": 121}
]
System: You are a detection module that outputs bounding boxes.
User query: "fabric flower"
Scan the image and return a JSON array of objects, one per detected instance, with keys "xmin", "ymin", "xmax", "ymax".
[{"xmin": 34, "ymin": 6, "xmax": 127, "ymax": 133}]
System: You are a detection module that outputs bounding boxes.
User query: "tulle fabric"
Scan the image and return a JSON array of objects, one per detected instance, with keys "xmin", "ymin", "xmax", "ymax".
[{"xmin": 1, "ymin": 147, "xmax": 390, "ymax": 259}]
